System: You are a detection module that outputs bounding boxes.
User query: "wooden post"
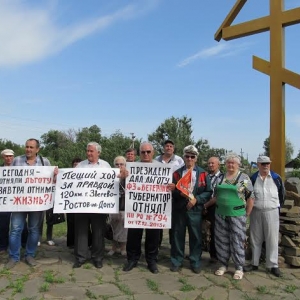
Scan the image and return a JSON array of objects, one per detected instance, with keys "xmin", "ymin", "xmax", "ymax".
[{"xmin": 214, "ymin": 0, "xmax": 300, "ymax": 178}]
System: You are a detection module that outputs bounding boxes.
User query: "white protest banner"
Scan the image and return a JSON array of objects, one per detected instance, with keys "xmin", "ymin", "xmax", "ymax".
[
  {"xmin": 0, "ymin": 166, "xmax": 55, "ymax": 212},
  {"xmin": 53, "ymin": 168, "xmax": 119, "ymax": 213},
  {"xmin": 125, "ymin": 162, "xmax": 172, "ymax": 229}
]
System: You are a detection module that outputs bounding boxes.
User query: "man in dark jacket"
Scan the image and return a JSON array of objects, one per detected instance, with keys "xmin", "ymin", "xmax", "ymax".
[{"xmin": 170, "ymin": 145, "xmax": 212, "ymax": 274}]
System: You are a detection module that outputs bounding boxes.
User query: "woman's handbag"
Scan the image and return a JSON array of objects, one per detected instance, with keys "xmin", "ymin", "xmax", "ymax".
[{"xmin": 46, "ymin": 208, "xmax": 65, "ymax": 225}]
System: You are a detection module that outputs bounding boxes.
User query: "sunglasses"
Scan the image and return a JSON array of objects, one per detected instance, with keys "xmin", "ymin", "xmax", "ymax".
[
  {"xmin": 115, "ymin": 163, "xmax": 124, "ymax": 166},
  {"xmin": 184, "ymin": 155, "xmax": 196, "ymax": 159},
  {"xmin": 261, "ymin": 162, "xmax": 270, "ymax": 166},
  {"xmin": 141, "ymin": 150, "xmax": 152, "ymax": 154}
]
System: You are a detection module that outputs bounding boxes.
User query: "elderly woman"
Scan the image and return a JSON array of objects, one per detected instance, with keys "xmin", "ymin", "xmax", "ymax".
[
  {"xmin": 214, "ymin": 153, "xmax": 254, "ymax": 280},
  {"xmin": 107, "ymin": 156, "xmax": 128, "ymax": 256},
  {"xmin": 169, "ymin": 145, "xmax": 212, "ymax": 274}
]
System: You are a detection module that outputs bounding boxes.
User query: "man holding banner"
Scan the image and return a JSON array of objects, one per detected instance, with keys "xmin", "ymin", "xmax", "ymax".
[
  {"xmin": 6, "ymin": 139, "xmax": 55, "ymax": 269},
  {"xmin": 73, "ymin": 142, "xmax": 111, "ymax": 269},
  {"xmin": 124, "ymin": 142, "xmax": 169, "ymax": 274},
  {"xmin": 170, "ymin": 145, "xmax": 212, "ymax": 274}
]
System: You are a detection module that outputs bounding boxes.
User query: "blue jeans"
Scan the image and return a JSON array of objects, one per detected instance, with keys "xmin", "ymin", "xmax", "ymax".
[{"xmin": 9, "ymin": 211, "xmax": 43, "ymax": 261}]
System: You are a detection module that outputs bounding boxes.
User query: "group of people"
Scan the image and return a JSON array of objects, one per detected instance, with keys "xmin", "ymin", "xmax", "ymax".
[{"xmin": 0, "ymin": 138, "xmax": 284, "ymax": 279}]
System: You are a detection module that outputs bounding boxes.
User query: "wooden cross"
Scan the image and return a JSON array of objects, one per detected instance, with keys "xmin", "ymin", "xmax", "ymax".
[{"xmin": 215, "ymin": 0, "xmax": 300, "ymax": 177}]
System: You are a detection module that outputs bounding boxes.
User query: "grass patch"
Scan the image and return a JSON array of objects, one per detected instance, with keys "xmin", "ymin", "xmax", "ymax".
[
  {"xmin": 115, "ymin": 282, "xmax": 133, "ymax": 296},
  {"xmin": 284, "ymin": 284, "xmax": 297, "ymax": 293},
  {"xmin": 114, "ymin": 269, "xmax": 121, "ymax": 282},
  {"xmin": 43, "ymin": 270, "xmax": 65, "ymax": 284},
  {"xmin": 85, "ymin": 289, "xmax": 97, "ymax": 299},
  {"xmin": 256, "ymin": 285, "xmax": 271, "ymax": 294},
  {"xmin": 39, "ymin": 283, "xmax": 50, "ymax": 292},
  {"xmin": 0, "ymin": 268, "xmax": 10, "ymax": 276},
  {"xmin": 146, "ymin": 279, "xmax": 162, "ymax": 294},
  {"xmin": 243, "ymin": 295, "xmax": 260, "ymax": 300},
  {"xmin": 97, "ymin": 275, "xmax": 103, "ymax": 284},
  {"xmin": 178, "ymin": 277, "xmax": 195, "ymax": 292},
  {"xmin": 83, "ymin": 263, "xmax": 93, "ymax": 269},
  {"xmin": 9, "ymin": 274, "xmax": 29, "ymax": 295}
]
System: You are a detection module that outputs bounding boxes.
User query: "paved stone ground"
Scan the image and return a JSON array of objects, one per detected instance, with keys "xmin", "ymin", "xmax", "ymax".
[{"xmin": 1, "ymin": 231, "xmax": 300, "ymax": 300}]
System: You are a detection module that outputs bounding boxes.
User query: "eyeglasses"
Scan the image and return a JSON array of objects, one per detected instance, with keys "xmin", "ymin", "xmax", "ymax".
[
  {"xmin": 261, "ymin": 162, "xmax": 270, "ymax": 166},
  {"xmin": 115, "ymin": 163, "xmax": 124, "ymax": 166},
  {"xmin": 141, "ymin": 150, "xmax": 152, "ymax": 154},
  {"xmin": 184, "ymin": 155, "xmax": 196, "ymax": 159}
]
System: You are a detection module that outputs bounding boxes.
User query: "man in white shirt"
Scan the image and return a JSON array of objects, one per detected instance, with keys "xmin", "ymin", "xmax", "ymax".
[
  {"xmin": 155, "ymin": 140, "xmax": 184, "ymax": 247},
  {"xmin": 155, "ymin": 140, "xmax": 184, "ymax": 172},
  {"xmin": 73, "ymin": 142, "xmax": 111, "ymax": 269},
  {"xmin": 244, "ymin": 155, "xmax": 283, "ymax": 277}
]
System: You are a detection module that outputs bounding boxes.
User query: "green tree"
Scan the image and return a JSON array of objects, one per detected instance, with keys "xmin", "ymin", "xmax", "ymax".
[
  {"xmin": 263, "ymin": 136, "xmax": 294, "ymax": 163},
  {"xmin": 148, "ymin": 116, "xmax": 194, "ymax": 157},
  {"xmin": 101, "ymin": 130, "xmax": 140, "ymax": 165},
  {"xmin": 0, "ymin": 139, "xmax": 24, "ymax": 165},
  {"xmin": 148, "ymin": 115, "xmax": 230, "ymax": 167},
  {"xmin": 40, "ymin": 130, "xmax": 85, "ymax": 167}
]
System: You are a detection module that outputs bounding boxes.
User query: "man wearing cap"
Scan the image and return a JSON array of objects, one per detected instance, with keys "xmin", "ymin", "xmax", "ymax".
[
  {"xmin": 244, "ymin": 156, "xmax": 284, "ymax": 277},
  {"xmin": 169, "ymin": 145, "xmax": 212, "ymax": 273},
  {"xmin": 155, "ymin": 140, "xmax": 184, "ymax": 172},
  {"xmin": 155, "ymin": 140, "xmax": 184, "ymax": 247},
  {"xmin": 0, "ymin": 149, "xmax": 15, "ymax": 254}
]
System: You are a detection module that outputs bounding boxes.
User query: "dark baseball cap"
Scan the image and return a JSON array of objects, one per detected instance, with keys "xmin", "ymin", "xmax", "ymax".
[{"xmin": 164, "ymin": 139, "xmax": 174, "ymax": 145}]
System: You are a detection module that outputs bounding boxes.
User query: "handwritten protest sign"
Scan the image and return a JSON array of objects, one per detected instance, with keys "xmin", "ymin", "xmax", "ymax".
[
  {"xmin": 53, "ymin": 168, "xmax": 119, "ymax": 213},
  {"xmin": 0, "ymin": 166, "xmax": 55, "ymax": 212},
  {"xmin": 125, "ymin": 162, "xmax": 172, "ymax": 229}
]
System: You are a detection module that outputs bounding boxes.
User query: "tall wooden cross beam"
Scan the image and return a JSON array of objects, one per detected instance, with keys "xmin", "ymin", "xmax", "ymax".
[{"xmin": 215, "ymin": 0, "xmax": 300, "ymax": 177}]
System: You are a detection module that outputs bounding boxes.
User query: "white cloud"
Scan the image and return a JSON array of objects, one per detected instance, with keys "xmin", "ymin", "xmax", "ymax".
[
  {"xmin": 177, "ymin": 42, "xmax": 251, "ymax": 68},
  {"xmin": 0, "ymin": 0, "xmax": 158, "ymax": 68}
]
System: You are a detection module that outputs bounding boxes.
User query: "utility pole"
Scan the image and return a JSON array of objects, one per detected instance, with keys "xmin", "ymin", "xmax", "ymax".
[{"xmin": 130, "ymin": 133, "xmax": 136, "ymax": 149}]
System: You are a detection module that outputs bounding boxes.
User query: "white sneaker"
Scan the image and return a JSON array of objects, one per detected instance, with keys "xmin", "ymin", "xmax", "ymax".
[
  {"xmin": 47, "ymin": 240, "xmax": 55, "ymax": 246},
  {"xmin": 37, "ymin": 241, "xmax": 41, "ymax": 247},
  {"xmin": 107, "ymin": 250, "xmax": 115, "ymax": 256}
]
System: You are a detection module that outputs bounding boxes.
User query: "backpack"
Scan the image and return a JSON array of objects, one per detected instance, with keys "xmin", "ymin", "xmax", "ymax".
[{"xmin": 250, "ymin": 170, "xmax": 285, "ymax": 207}]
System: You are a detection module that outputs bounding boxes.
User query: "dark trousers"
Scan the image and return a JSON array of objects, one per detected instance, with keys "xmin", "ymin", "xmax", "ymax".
[
  {"xmin": 67, "ymin": 213, "xmax": 92, "ymax": 248},
  {"xmin": 0, "ymin": 212, "xmax": 11, "ymax": 251},
  {"xmin": 171, "ymin": 210, "xmax": 203, "ymax": 268},
  {"xmin": 206, "ymin": 205, "xmax": 216, "ymax": 259},
  {"xmin": 67, "ymin": 214, "xmax": 75, "ymax": 247},
  {"xmin": 126, "ymin": 228, "xmax": 160, "ymax": 265},
  {"xmin": 39, "ymin": 211, "xmax": 53, "ymax": 241},
  {"xmin": 74, "ymin": 213, "xmax": 106, "ymax": 264},
  {"xmin": 0, "ymin": 213, "xmax": 28, "ymax": 250}
]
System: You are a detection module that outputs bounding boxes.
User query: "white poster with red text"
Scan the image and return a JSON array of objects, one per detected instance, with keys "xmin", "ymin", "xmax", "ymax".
[
  {"xmin": 0, "ymin": 166, "xmax": 55, "ymax": 211},
  {"xmin": 125, "ymin": 162, "xmax": 172, "ymax": 229}
]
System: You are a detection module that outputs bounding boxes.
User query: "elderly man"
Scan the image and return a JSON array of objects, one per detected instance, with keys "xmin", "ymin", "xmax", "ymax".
[
  {"xmin": 203, "ymin": 156, "xmax": 224, "ymax": 262},
  {"xmin": 6, "ymin": 139, "xmax": 53, "ymax": 269},
  {"xmin": 170, "ymin": 145, "xmax": 212, "ymax": 273},
  {"xmin": 73, "ymin": 142, "xmax": 111, "ymax": 269},
  {"xmin": 244, "ymin": 156, "xmax": 284, "ymax": 277},
  {"xmin": 0, "ymin": 149, "xmax": 15, "ymax": 254},
  {"xmin": 125, "ymin": 148, "xmax": 136, "ymax": 163},
  {"xmin": 123, "ymin": 142, "xmax": 161, "ymax": 274}
]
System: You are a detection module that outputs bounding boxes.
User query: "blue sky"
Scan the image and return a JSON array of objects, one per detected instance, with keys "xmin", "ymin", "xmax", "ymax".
[{"xmin": 0, "ymin": 0, "xmax": 299, "ymax": 162}]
